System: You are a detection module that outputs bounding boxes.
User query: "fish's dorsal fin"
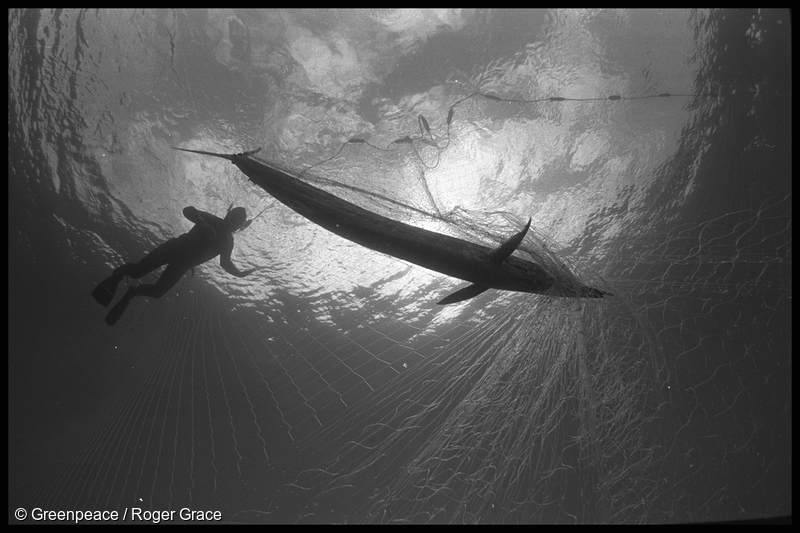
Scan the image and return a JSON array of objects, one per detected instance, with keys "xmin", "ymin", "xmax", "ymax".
[{"xmin": 486, "ymin": 218, "xmax": 531, "ymax": 264}]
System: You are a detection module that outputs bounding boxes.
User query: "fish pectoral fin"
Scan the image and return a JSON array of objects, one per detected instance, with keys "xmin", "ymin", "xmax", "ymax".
[
  {"xmin": 487, "ymin": 218, "xmax": 532, "ymax": 264},
  {"xmin": 437, "ymin": 284, "xmax": 490, "ymax": 305}
]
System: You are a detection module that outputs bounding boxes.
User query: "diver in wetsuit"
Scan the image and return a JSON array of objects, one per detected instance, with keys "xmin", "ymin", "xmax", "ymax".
[{"xmin": 92, "ymin": 205, "xmax": 255, "ymax": 326}]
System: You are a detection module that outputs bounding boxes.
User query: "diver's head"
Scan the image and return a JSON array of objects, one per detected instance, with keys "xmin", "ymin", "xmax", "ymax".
[{"xmin": 224, "ymin": 206, "xmax": 247, "ymax": 233}]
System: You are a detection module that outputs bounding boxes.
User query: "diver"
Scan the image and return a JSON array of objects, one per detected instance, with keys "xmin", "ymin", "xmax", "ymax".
[{"xmin": 92, "ymin": 205, "xmax": 256, "ymax": 326}]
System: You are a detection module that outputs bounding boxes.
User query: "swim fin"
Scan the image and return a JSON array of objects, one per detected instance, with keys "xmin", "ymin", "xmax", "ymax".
[
  {"xmin": 105, "ymin": 293, "xmax": 131, "ymax": 326},
  {"xmin": 92, "ymin": 273, "xmax": 122, "ymax": 307}
]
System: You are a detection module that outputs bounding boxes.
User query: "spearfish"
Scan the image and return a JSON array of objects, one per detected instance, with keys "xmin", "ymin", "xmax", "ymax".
[{"xmin": 173, "ymin": 147, "xmax": 607, "ymax": 304}]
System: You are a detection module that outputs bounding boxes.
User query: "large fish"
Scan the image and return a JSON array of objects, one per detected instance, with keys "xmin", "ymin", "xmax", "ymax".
[{"xmin": 173, "ymin": 147, "xmax": 607, "ymax": 304}]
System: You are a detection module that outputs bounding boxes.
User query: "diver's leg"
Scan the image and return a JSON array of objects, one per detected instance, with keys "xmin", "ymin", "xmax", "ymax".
[
  {"xmin": 125, "ymin": 239, "xmax": 182, "ymax": 279},
  {"xmin": 93, "ymin": 238, "xmax": 183, "ymax": 307},
  {"xmin": 104, "ymin": 264, "xmax": 188, "ymax": 326},
  {"xmin": 132, "ymin": 263, "xmax": 187, "ymax": 299}
]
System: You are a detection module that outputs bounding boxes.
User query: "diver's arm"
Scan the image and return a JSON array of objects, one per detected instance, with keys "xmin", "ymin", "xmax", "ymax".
[
  {"xmin": 183, "ymin": 206, "xmax": 218, "ymax": 241},
  {"xmin": 220, "ymin": 240, "xmax": 255, "ymax": 278},
  {"xmin": 183, "ymin": 206, "xmax": 205, "ymax": 224},
  {"xmin": 183, "ymin": 206, "xmax": 222, "ymax": 226}
]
